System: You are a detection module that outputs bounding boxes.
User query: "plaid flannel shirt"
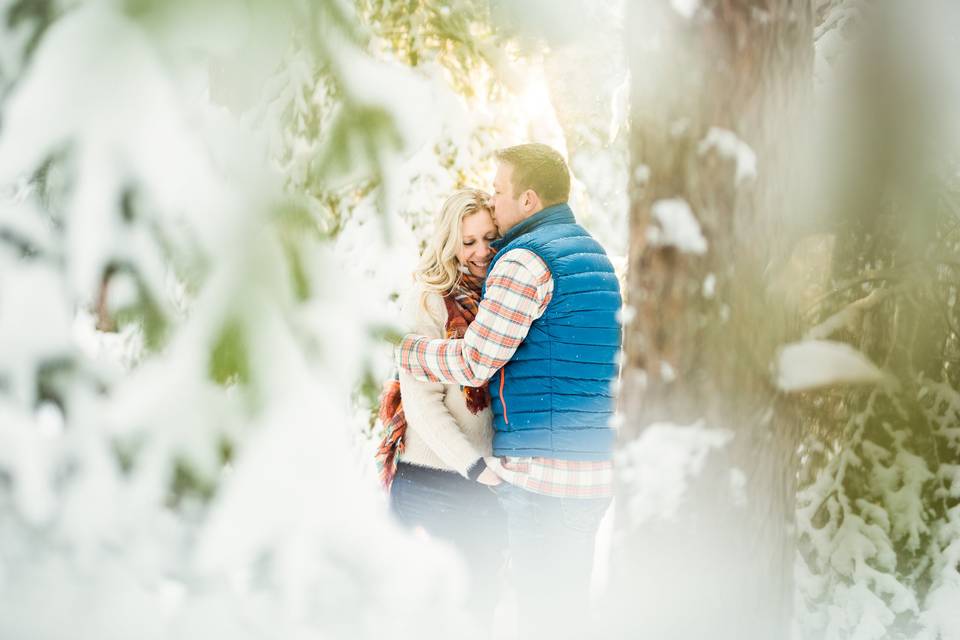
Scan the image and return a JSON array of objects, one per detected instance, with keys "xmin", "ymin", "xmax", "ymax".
[{"xmin": 397, "ymin": 248, "xmax": 613, "ymax": 498}]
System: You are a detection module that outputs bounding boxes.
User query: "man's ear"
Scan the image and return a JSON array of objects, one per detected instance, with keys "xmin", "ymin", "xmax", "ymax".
[{"xmin": 523, "ymin": 189, "xmax": 540, "ymax": 212}]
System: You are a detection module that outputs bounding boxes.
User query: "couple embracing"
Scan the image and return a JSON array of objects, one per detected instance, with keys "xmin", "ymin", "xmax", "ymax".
[{"xmin": 378, "ymin": 143, "xmax": 622, "ymax": 637}]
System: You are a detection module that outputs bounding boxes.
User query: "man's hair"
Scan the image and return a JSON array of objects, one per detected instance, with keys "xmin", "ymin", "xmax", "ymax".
[{"xmin": 495, "ymin": 143, "xmax": 570, "ymax": 207}]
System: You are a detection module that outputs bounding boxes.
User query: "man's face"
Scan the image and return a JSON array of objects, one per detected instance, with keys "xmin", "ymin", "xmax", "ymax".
[{"xmin": 491, "ymin": 163, "xmax": 525, "ymax": 235}]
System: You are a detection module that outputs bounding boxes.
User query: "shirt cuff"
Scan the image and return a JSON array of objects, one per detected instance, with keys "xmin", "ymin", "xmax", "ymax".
[{"xmin": 396, "ymin": 334, "xmax": 419, "ymax": 373}]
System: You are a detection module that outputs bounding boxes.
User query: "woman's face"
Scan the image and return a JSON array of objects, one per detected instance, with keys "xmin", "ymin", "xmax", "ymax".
[{"xmin": 457, "ymin": 208, "xmax": 498, "ymax": 278}]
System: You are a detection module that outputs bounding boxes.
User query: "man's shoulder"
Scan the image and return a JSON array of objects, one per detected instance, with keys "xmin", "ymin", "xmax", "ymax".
[
  {"xmin": 490, "ymin": 248, "xmax": 550, "ymax": 281},
  {"xmin": 495, "ymin": 246, "xmax": 543, "ymax": 264},
  {"xmin": 506, "ymin": 222, "xmax": 601, "ymax": 256}
]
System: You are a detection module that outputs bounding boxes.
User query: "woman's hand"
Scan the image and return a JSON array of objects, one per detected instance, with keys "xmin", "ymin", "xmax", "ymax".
[{"xmin": 476, "ymin": 467, "xmax": 503, "ymax": 486}]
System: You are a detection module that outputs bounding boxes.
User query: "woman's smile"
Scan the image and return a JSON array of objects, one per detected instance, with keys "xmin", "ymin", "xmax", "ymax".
[{"xmin": 469, "ymin": 257, "xmax": 491, "ymax": 271}]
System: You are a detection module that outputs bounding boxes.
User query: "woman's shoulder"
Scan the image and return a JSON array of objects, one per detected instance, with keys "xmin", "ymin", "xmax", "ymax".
[{"xmin": 400, "ymin": 281, "xmax": 447, "ymax": 334}]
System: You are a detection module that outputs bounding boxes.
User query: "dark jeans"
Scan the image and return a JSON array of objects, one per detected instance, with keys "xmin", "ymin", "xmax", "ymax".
[
  {"xmin": 492, "ymin": 481, "xmax": 612, "ymax": 639},
  {"xmin": 390, "ymin": 462, "xmax": 507, "ymax": 625}
]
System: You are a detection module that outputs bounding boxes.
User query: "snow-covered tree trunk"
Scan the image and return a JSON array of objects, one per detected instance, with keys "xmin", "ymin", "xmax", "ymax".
[{"xmin": 610, "ymin": 1, "xmax": 814, "ymax": 638}]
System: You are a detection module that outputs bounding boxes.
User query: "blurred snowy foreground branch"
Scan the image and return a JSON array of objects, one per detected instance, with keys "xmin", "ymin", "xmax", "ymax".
[{"xmin": 0, "ymin": 2, "xmax": 479, "ymax": 638}]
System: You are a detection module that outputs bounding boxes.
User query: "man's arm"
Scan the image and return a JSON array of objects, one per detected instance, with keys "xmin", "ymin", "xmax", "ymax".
[{"xmin": 397, "ymin": 249, "xmax": 553, "ymax": 387}]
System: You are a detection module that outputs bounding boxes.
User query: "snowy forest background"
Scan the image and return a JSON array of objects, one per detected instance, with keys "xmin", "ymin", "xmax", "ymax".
[{"xmin": 0, "ymin": 0, "xmax": 958, "ymax": 639}]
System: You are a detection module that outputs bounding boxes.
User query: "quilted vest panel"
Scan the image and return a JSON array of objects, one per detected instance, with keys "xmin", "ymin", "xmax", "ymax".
[{"xmin": 483, "ymin": 203, "xmax": 622, "ymax": 459}]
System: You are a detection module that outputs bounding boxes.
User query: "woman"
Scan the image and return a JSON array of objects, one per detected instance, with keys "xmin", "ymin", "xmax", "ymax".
[{"xmin": 376, "ymin": 189, "xmax": 506, "ymax": 626}]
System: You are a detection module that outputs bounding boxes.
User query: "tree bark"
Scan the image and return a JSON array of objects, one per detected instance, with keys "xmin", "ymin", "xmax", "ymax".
[{"xmin": 610, "ymin": 2, "xmax": 814, "ymax": 638}]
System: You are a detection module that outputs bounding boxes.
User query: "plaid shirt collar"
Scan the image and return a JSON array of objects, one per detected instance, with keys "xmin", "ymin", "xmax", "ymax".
[{"xmin": 491, "ymin": 202, "xmax": 576, "ymax": 251}]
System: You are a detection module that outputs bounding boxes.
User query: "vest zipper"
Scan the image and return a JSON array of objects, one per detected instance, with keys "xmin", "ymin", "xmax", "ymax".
[{"xmin": 498, "ymin": 369, "xmax": 509, "ymax": 425}]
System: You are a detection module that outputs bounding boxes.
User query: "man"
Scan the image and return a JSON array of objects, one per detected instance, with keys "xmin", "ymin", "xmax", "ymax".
[{"xmin": 396, "ymin": 143, "xmax": 622, "ymax": 636}]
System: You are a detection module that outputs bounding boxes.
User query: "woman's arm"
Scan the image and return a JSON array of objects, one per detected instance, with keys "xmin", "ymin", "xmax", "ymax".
[{"xmin": 398, "ymin": 288, "xmax": 485, "ymax": 478}]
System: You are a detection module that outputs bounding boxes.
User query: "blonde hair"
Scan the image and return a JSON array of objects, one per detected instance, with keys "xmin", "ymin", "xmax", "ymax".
[{"xmin": 415, "ymin": 188, "xmax": 493, "ymax": 316}]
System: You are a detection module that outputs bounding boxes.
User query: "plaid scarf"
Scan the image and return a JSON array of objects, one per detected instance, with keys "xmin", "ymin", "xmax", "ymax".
[{"xmin": 376, "ymin": 272, "xmax": 490, "ymax": 488}]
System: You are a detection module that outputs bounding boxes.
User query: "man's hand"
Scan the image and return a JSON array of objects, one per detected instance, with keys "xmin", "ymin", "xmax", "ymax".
[{"xmin": 476, "ymin": 466, "xmax": 503, "ymax": 486}]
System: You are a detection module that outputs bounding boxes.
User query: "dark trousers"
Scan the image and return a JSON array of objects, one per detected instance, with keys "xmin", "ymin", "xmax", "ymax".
[
  {"xmin": 390, "ymin": 462, "xmax": 507, "ymax": 626},
  {"xmin": 492, "ymin": 481, "xmax": 612, "ymax": 639}
]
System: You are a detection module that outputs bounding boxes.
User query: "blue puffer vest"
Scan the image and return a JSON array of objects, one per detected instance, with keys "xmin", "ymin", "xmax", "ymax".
[{"xmin": 484, "ymin": 203, "xmax": 622, "ymax": 460}]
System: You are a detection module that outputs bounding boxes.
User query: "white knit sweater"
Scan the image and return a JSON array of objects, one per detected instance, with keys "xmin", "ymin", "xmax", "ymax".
[{"xmin": 397, "ymin": 283, "xmax": 493, "ymax": 477}]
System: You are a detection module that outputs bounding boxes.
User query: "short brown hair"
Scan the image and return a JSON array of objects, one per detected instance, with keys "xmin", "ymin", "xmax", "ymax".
[{"xmin": 495, "ymin": 143, "xmax": 570, "ymax": 207}]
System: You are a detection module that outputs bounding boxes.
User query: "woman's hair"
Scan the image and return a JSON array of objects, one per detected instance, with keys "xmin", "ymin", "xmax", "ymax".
[{"xmin": 414, "ymin": 188, "xmax": 492, "ymax": 315}]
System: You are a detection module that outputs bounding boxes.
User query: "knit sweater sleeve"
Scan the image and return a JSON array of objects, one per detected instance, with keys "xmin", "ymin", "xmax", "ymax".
[{"xmin": 398, "ymin": 286, "xmax": 484, "ymax": 478}]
